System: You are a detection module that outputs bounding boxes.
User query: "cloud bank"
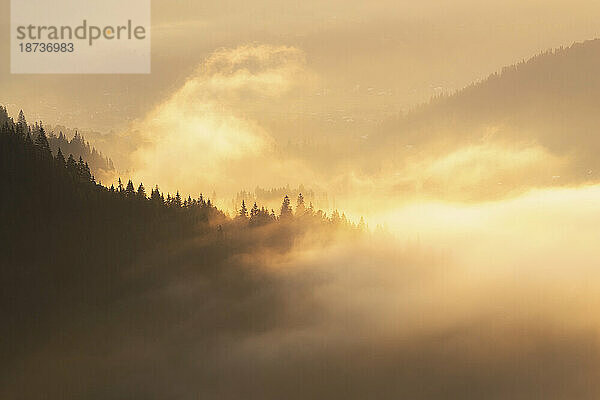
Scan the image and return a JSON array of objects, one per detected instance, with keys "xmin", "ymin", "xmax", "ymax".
[
  {"xmin": 5, "ymin": 185, "xmax": 600, "ymax": 399},
  {"xmin": 128, "ymin": 44, "xmax": 314, "ymax": 200}
]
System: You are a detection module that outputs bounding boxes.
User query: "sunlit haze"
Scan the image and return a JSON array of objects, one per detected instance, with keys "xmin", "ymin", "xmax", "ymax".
[{"xmin": 3, "ymin": 0, "xmax": 600, "ymax": 398}]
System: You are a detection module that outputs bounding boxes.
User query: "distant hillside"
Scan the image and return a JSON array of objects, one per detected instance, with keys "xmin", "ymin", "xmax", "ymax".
[
  {"xmin": 375, "ymin": 39, "xmax": 600, "ymax": 178},
  {"xmin": 0, "ymin": 107, "xmax": 117, "ymax": 182},
  {"xmin": 47, "ymin": 130, "xmax": 115, "ymax": 180}
]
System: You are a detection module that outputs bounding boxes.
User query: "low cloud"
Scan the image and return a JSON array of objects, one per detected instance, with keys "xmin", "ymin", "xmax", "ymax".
[
  {"xmin": 6, "ymin": 186, "xmax": 600, "ymax": 399},
  {"xmin": 128, "ymin": 44, "xmax": 313, "ymax": 200}
]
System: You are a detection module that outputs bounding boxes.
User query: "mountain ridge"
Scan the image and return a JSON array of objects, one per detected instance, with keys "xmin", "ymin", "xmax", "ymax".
[{"xmin": 372, "ymin": 38, "xmax": 600, "ymax": 188}]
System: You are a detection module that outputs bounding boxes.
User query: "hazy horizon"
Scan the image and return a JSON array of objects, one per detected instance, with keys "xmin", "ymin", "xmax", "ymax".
[
  {"xmin": 3, "ymin": 0, "xmax": 600, "ymax": 219},
  {"xmin": 2, "ymin": 0, "xmax": 600, "ymax": 134},
  {"xmin": 4, "ymin": 2, "xmax": 600, "ymax": 398}
]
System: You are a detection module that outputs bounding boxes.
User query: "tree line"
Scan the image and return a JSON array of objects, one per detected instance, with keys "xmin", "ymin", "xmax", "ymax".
[
  {"xmin": 0, "ymin": 105, "xmax": 364, "ymax": 250},
  {"xmin": 1, "ymin": 105, "xmax": 366, "ymax": 380}
]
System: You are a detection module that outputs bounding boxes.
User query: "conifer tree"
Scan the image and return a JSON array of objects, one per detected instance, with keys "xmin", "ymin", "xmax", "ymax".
[
  {"xmin": 239, "ymin": 200, "xmax": 248, "ymax": 219},
  {"xmin": 34, "ymin": 126, "xmax": 51, "ymax": 155},
  {"xmin": 55, "ymin": 148, "xmax": 66, "ymax": 167},
  {"xmin": 84, "ymin": 162, "xmax": 93, "ymax": 182},
  {"xmin": 250, "ymin": 202, "xmax": 259, "ymax": 219},
  {"xmin": 296, "ymin": 193, "xmax": 305, "ymax": 215},
  {"xmin": 66, "ymin": 154, "xmax": 77, "ymax": 175},
  {"xmin": 137, "ymin": 183, "xmax": 146, "ymax": 199},
  {"xmin": 0, "ymin": 106, "xmax": 10, "ymax": 126},
  {"xmin": 125, "ymin": 180, "xmax": 135, "ymax": 197},
  {"xmin": 17, "ymin": 110, "xmax": 27, "ymax": 133},
  {"xmin": 150, "ymin": 185, "xmax": 162, "ymax": 204},
  {"xmin": 77, "ymin": 156, "xmax": 86, "ymax": 180},
  {"xmin": 280, "ymin": 195, "xmax": 292, "ymax": 219}
]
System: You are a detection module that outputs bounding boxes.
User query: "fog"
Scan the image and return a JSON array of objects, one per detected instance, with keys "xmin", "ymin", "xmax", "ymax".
[
  {"xmin": 116, "ymin": 42, "xmax": 579, "ymax": 218},
  {"xmin": 4, "ymin": 1, "xmax": 600, "ymax": 396},
  {"xmin": 4, "ymin": 184, "xmax": 600, "ymax": 399},
  {"xmin": 127, "ymin": 44, "xmax": 318, "ymax": 198}
]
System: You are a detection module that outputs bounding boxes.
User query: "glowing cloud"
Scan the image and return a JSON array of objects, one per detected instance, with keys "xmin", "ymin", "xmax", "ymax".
[{"xmin": 128, "ymin": 44, "xmax": 310, "ymax": 200}]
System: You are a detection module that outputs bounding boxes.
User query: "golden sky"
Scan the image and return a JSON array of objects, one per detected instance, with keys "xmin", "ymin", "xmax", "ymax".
[
  {"xmin": 4, "ymin": 5, "xmax": 600, "ymax": 394},
  {"xmin": 2, "ymin": 0, "xmax": 600, "ymax": 218},
  {"xmin": 2, "ymin": 0, "xmax": 600, "ymax": 131}
]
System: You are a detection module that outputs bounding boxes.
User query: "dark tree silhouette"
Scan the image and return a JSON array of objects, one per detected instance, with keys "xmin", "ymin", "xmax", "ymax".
[
  {"xmin": 34, "ymin": 125, "xmax": 51, "ymax": 155},
  {"xmin": 17, "ymin": 109, "xmax": 27, "ymax": 133},
  {"xmin": 239, "ymin": 200, "xmax": 248, "ymax": 219},
  {"xmin": 125, "ymin": 179, "xmax": 135, "ymax": 198},
  {"xmin": 55, "ymin": 147, "xmax": 66, "ymax": 167},
  {"xmin": 137, "ymin": 183, "xmax": 147, "ymax": 199},
  {"xmin": 296, "ymin": 192, "xmax": 305, "ymax": 215},
  {"xmin": 1, "ymin": 107, "xmax": 364, "ymax": 396},
  {"xmin": 280, "ymin": 195, "xmax": 292, "ymax": 219}
]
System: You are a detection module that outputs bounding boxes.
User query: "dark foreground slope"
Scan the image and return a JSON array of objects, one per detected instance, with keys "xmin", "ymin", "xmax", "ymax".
[
  {"xmin": 1, "ymin": 115, "xmax": 222, "ymax": 388},
  {"xmin": 7, "ymin": 106, "xmax": 600, "ymax": 400},
  {"xmin": 0, "ymin": 111, "xmax": 363, "ymax": 399}
]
